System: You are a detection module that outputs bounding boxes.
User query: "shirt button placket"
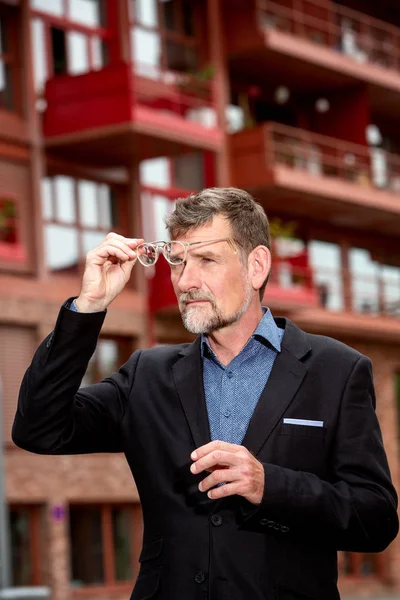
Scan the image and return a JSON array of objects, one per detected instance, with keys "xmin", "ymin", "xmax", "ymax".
[{"xmin": 221, "ymin": 369, "xmax": 234, "ymax": 442}]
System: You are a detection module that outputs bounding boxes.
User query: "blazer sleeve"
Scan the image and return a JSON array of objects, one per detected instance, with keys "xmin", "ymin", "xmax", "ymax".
[
  {"xmin": 12, "ymin": 300, "xmax": 140, "ymax": 455},
  {"xmin": 241, "ymin": 355, "xmax": 399, "ymax": 552}
]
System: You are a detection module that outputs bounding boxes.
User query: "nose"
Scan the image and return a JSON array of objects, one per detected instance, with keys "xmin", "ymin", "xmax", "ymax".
[{"xmin": 174, "ymin": 261, "xmax": 202, "ymax": 293}]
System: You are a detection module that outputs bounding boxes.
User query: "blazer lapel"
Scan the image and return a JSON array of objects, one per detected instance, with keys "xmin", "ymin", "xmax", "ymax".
[
  {"xmin": 242, "ymin": 318, "xmax": 311, "ymax": 457},
  {"xmin": 172, "ymin": 337, "xmax": 211, "ymax": 450}
]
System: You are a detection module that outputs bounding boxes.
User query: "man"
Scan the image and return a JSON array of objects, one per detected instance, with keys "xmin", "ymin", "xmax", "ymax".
[{"xmin": 13, "ymin": 188, "xmax": 398, "ymax": 600}]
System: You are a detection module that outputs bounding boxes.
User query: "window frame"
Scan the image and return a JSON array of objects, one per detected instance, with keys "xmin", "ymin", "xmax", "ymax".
[{"xmin": 69, "ymin": 502, "xmax": 142, "ymax": 590}]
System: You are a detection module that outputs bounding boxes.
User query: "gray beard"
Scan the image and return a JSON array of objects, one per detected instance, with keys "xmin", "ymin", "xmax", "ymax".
[{"xmin": 179, "ymin": 287, "xmax": 253, "ymax": 334}]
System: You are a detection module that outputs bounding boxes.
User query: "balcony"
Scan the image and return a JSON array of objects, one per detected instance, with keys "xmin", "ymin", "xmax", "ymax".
[
  {"xmin": 226, "ymin": 0, "xmax": 400, "ymax": 118},
  {"xmin": 230, "ymin": 122, "xmax": 400, "ymax": 236},
  {"xmin": 43, "ymin": 61, "xmax": 222, "ymax": 166}
]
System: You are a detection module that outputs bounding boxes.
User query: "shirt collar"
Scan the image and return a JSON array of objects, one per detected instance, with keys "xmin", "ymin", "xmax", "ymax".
[{"xmin": 201, "ymin": 307, "xmax": 282, "ymax": 358}]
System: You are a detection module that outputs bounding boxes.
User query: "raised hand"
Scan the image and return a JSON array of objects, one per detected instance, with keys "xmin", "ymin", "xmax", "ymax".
[
  {"xmin": 190, "ymin": 440, "xmax": 265, "ymax": 505},
  {"xmin": 75, "ymin": 233, "xmax": 144, "ymax": 313}
]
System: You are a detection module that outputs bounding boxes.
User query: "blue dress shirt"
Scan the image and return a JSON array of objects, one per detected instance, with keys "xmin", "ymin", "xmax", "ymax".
[{"xmin": 201, "ymin": 309, "xmax": 284, "ymax": 445}]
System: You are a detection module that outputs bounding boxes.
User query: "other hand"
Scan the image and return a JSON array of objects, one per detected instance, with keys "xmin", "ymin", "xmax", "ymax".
[{"xmin": 190, "ymin": 440, "xmax": 265, "ymax": 505}]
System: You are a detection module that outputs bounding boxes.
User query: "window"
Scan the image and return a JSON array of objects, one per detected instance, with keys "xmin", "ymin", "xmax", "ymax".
[
  {"xmin": 309, "ymin": 241, "xmax": 344, "ymax": 311},
  {"xmin": 0, "ymin": 8, "xmax": 17, "ymax": 110},
  {"xmin": 69, "ymin": 504, "xmax": 141, "ymax": 586},
  {"xmin": 349, "ymin": 248, "xmax": 380, "ymax": 314},
  {"xmin": 51, "ymin": 27, "xmax": 67, "ymax": 75},
  {"xmin": 30, "ymin": 0, "xmax": 108, "ymax": 92},
  {"xmin": 42, "ymin": 176, "xmax": 120, "ymax": 273},
  {"xmin": 9, "ymin": 505, "xmax": 44, "ymax": 586},
  {"xmin": 174, "ymin": 153, "xmax": 204, "ymax": 190},
  {"xmin": 382, "ymin": 264, "xmax": 400, "ymax": 317},
  {"xmin": 130, "ymin": 0, "xmax": 199, "ymax": 76},
  {"xmin": 81, "ymin": 337, "xmax": 131, "ymax": 387}
]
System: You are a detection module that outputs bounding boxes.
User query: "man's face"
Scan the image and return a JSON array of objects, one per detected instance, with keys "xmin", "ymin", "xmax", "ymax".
[{"xmin": 170, "ymin": 216, "xmax": 254, "ymax": 334}]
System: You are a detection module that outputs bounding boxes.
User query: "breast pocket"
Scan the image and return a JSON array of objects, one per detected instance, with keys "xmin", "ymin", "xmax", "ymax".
[
  {"xmin": 280, "ymin": 423, "xmax": 326, "ymax": 439},
  {"xmin": 278, "ymin": 423, "xmax": 327, "ymax": 473}
]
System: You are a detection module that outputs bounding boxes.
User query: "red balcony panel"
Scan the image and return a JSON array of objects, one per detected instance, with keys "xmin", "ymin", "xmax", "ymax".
[
  {"xmin": 230, "ymin": 122, "xmax": 400, "ymax": 237},
  {"xmin": 43, "ymin": 62, "xmax": 222, "ymax": 165},
  {"xmin": 43, "ymin": 62, "xmax": 133, "ymax": 137}
]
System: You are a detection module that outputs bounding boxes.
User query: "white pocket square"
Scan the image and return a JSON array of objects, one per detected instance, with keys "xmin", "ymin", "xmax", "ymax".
[{"xmin": 283, "ymin": 418, "xmax": 324, "ymax": 427}]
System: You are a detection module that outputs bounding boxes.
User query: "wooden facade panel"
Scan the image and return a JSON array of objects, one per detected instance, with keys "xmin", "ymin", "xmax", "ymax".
[{"xmin": 0, "ymin": 324, "xmax": 36, "ymax": 444}]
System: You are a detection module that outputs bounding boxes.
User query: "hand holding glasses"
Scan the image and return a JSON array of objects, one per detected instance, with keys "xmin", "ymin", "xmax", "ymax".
[{"xmin": 136, "ymin": 238, "xmax": 238, "ymax": 266}]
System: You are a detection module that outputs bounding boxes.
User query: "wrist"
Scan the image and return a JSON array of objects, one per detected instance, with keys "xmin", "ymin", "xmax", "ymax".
[{"xmin": 75, "ymin": 296, "xmax": 108, "ymax": 313}]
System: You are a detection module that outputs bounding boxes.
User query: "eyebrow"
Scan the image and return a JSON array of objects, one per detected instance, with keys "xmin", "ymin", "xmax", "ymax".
[{"xmin": 191, "ymin": 249, "xmax": 221, "ymax": 259}]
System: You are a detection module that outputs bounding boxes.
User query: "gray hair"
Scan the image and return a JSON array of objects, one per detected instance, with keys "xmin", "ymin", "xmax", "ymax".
[{"xmin": 165, "ymin": 187, "xmax": 271, "ymax": 299}]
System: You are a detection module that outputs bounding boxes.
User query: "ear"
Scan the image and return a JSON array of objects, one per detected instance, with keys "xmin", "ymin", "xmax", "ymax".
[{"xmin": 247, "ymin": 246, "xmax": 271, "ymax": 293}]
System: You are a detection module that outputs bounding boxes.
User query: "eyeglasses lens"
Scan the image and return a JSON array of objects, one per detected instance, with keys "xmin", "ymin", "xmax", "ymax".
[
  {"xmin": 138, "ymin": 244, "xmax": 158, "ymax": 266},
  {"xmin": 164, "ymin": 241, "xmax": 185, "ymax": 265}
]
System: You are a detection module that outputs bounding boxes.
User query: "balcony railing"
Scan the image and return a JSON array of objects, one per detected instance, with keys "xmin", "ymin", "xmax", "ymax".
[
  {"xmin": 258, "ymin": 0, "xmax": 400, "ymax": 73},
  {"xmin": 43, "ymin": 61, "xmax": 221, "ymax": 152},
  {"xmin": 266, "ymin": 122, "xmax": 400, "ymax": 193},
  {"xmin": 133, "ymin": 63, "xmax": 218, "ymax": 129}
]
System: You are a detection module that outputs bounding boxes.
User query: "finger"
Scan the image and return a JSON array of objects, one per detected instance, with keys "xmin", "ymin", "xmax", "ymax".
[
  {"xmin": 103, "ymin": 235, "xmax": 144, "ymax": 254},
  {"xmin": 105, "ymin": 232, "xmax": 143, "ymax": 246},
  {"xmin": 198, "ymin": 468, "xmax": 241, "ymax": 492},
  {"xmin": 191, "ymin": 440, "xmax": 241, "ymax": 461},
  {"xmin": 207, "ymin": 481, "xmax": 241, "ymax": 500},
  {"xmin": 190, "ymin": 450, "xmax": 241, "ymax": 474},
  {"xmin": 119, "ymin": 256, "xmax": 138, "ymax": 278},
  {"xmin": 97, "ymin": 241, "xmax": 137, "ymax": 262},
  {"xmin": 87, "ymin": 245, "xmax": 131, "ymax": 265}
]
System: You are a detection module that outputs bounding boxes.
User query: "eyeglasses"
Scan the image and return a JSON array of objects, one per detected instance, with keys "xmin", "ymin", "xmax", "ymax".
[{"xmin": 136, "ymin": 238, "xmax": 238, "ymax": 267}]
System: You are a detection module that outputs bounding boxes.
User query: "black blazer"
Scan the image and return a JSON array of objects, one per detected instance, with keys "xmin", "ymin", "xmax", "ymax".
[{"xmin": 13, "ymin": 302, "xmax": 399, "ymax": 600}]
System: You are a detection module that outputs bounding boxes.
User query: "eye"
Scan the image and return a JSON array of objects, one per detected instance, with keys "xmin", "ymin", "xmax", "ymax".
[{"xmin": 201, "ymin": 257, "xmax": 214, "ymax": 264}]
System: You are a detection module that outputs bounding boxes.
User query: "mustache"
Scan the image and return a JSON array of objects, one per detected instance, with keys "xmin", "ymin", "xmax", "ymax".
[{"xmin": 179, "ymin": 290, "xmax": 216, "ymax": 307}]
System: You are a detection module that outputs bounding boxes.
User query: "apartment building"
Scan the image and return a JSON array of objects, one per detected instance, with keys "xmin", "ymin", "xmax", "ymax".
[{"xmin": 0, "ymin": 0, "xmax": 399, "ymax": 597}]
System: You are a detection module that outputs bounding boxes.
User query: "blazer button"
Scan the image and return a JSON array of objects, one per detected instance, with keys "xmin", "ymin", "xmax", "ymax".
[
  {"xmin": 211, "ymin": 514, "xmax": 223, "ymax": 526},
  {"xmin": 267, "ymin": 520, "xmax": 275, "ymax": 528},
  {"xmin": 260, "ymin": 518, "xmax": 269, "ymax": 526},
  {"xmin": 194, "ymin": 571, "xmax": 205, "ymax": 584},
  {"xmin": 281, "ymin": 526, "xmax": 290, "ymax": 533}
]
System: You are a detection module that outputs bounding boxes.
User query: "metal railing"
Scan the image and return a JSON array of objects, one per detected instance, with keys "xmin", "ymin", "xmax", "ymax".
[
  {"xmin": 265, "ymin": 122, "xmax": 400, "ymax": 193},
  {"xmin": 133, "ymin": 63, "xmax": 218, "ymax": 129},
  {"xmin": 271, "ymin": 259, "xmax": 400, "ymax": 317},
  {"xmin": 258, "ymin": 0, "xmax": 400, "ymax": 73}
]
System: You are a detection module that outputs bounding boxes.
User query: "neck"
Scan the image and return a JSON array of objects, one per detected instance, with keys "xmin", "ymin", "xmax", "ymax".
[{"xmin": 205, "ymin": 303, "xmax": 264, "ymax": 366}]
